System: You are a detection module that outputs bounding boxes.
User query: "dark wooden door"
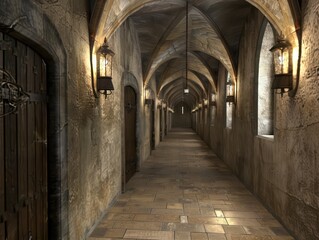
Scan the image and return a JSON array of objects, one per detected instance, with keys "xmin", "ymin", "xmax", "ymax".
[
  {"xmin": 150, "ymin": 100, "xmax": 155, "ymax": 150},
  {"xmin": 0, "ymin": 33, "xmax": 47, "ymax": 240},
  {"xmin": 159, "ymin": 108, "xmax": 163, "ymax": 141},
  {"xmin": 124, "ymin": 86, "xmax": 137, "ymax": 183},
  {"xmin": 164, "ymin": 109, "xmax": 167, "ymax": 135}
]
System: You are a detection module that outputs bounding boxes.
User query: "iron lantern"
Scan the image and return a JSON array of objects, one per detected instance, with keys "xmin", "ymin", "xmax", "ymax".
[
  {"xmin": 97, "ymin": 38, "xmax": 115, "ymax": 96},
  {"xmin": 226, "ymin": 81, "xmax": 235, "ymax": 103},
  {"xmin": 211, "ymin": 93, "xmax": 217, "ymax": 106},
  {"xmin": 270, "ymin": 38, "xmax": 292, "ymax": 95}
]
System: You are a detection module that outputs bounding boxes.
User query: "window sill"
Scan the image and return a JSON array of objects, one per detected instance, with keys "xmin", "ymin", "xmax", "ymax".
[{"xmin": 256, "ymin": 135, "xmax": 274, "ymax": 141}]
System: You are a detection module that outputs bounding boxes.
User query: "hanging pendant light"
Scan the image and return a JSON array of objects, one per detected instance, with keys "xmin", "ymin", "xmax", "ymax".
[{"xmin": 184, "ymin": 1, "xmax": 190, "ymax": 94}]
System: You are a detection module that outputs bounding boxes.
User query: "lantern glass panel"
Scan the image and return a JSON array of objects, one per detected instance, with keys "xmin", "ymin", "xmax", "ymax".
[
  {"xmin": 227, "ymin": 83, "xmax": 233, "ymax": 97},
  {"xmin": 100, "ymin": 54, "xmax": 113, "ymax": 78},
  {"xmin": 273, "ymin": 47, "xmax": 290, "ymax": 75},
  {"xmin": 211, "ymin": 93, "xmax": 216, "ymax": 102}
]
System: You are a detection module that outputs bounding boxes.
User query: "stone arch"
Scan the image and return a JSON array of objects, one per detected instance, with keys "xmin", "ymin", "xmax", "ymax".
[{"xmin": 0, "ymin": 0, "xmax": 68, "ymax": 239}]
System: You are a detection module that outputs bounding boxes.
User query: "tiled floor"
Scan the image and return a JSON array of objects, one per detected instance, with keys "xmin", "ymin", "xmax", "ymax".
[{"xmin": 89, "ymin": 129, "xmax": 294, "ymax": 240}]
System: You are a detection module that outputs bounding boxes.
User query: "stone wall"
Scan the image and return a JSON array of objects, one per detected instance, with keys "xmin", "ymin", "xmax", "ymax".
[
  {"xmin": 205, "ymin": 4, "xmax": 319, "ymax": 240},
  {"xmin": 0, "ymin": 0, "xmax": 150, "ymax": 239}
]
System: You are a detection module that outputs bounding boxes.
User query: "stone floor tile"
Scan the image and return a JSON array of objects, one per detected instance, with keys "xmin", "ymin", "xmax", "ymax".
[
  {"xmin": 151, "ymin": 208, "xmax": 184, "ymax": 215},
  {"xmin": 188, "ymin": 216, "xmax": 227, "ymax": 225},
  {"xmin": 191, "ymin": 232, "xmax": 209, "ymax": 240},
  {"xmin": 175, "ymin": 231, "xmax": 191, "ymax": 240},
  {"xmin": 162, "ymin": 222, "xmax": 205, "ymax": 232},
  {"xmin": 200, "ymin": 208, "xmax": 217, "ymax": 216},
  {"xmin": 127, "ymin": 202, "xmax": 167, "ymax": 209},
  {"xmin": 243, "ymin": 226, "xmax": 275, "ymax": 236},
  {"xmin": 103, "ymin": 229, "xmax": 127, "ymax": 238},
  {"xmin": 167, "ymin": 203, "xmax": 183, "ymax": 210},
  {"xmin": 207, "ymin": 233, "xmax": 227, "ymax": 240},
  {"xmin": 184, "ymin": 208, "xmax": 201, "ymax": 215},
  {"xmin": 214, "ymin": 210, "xmax": 225, "ymax": 218},
  {"xmin": 89, "ymin": 129, "xmax": 294, "ymax": 240},
  {"xmin": 105, "ymin": 213, "xmax": 136, "ymax": 221},
  {"xmin": 90, "ymin": 227, "xmax": 108, "ymax": 238},
  {"xmin": 223, "ymin": 211, "xmax": 260, "ymax": 218},
  {"xmin": 123, "ymin": 230, "xmax": 174, "ymax": 240},
  {"xmin": 112, "ymin": 221, "xmax": 162, "ymax": 231},
  {"xmin": 204, "ymin": 224, "xmax": 225, "ymax": 234},
  {"xmin": 133, "ymin": 214, "xmax": 180, "ymax": 223},
  {"xmin": 180, "ymin": 215, "xmax": 189, "ymax": 223},
  {"xmin": 222, "ymin": 225, "xmax": 246, "ymax": 234},
  {"xmin": 226, "ymin": 218, "xmax": 261, "ymax": 226}
]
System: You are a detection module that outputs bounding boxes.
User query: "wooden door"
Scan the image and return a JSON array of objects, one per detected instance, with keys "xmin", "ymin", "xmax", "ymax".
[
  {"xmin": 124, "ymin": 86, "xmax": 137, "ymax": 183},
  {"xmin": 164, "ymin": 109, "xmax": 167, "ymax": 135},
  {"xmin": 159, "ymin": 108, "xmax": 163, "ymax": 141},
  {"xmin": 150, "ymin": 100, "xmax": 155, "ymax": 150},
  {"xmin": 0, "ymin": 33, "xmax": 47, "ymax": 240}
]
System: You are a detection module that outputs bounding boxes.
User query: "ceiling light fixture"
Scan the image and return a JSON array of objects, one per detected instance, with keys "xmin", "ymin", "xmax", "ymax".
[{"xmin": 184, "ymin": 1, "xmax": 190, "ymax": 95}]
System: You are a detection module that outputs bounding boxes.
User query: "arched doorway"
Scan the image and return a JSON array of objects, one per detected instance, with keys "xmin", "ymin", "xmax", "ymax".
[
  {"xmin": 0, "ymin": 33, "xmax": 48, "ymax": 239},
  {"xmin": 124, "ymin": 86, "xmax": 137, "ymax": 183}
]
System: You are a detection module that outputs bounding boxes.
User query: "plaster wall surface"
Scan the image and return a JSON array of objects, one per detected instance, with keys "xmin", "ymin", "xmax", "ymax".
[{"xmin": 206, "ymin": 4, "xmax": 319, "ymax": 240}]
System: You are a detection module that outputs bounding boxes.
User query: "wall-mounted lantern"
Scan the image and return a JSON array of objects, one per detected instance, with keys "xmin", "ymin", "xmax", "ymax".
[
  {"xmin": 96, "ymin": 38, "xmax": 115, "ymax": 97},
  {"xmin": 144, "ymin": 88, "xmax": 153, "ymax": 105},
  {"xmin": 226, "ymin": 81, "xmax": 235, "ymax": 104},
  {"xmin": 157, "ymin": 99, "xmax": 162, "ymax": 109},
  {"xmin": 198, "ymin": 103, "xmax": 203, "ymax": 109},
  {"xmin": 203, "ymin": 99, "xmax": 208, "ymax": 108},
  {"xmin": 211, "ymin": 93, "xmax": 217, "ymax": 106},
  {"xmin": 270, "ymin": 38, "xmax": 292, "ymax": 96},
  {"xmin": 162, "ymin": 102, "xmax": 167, "ymax": 109}
]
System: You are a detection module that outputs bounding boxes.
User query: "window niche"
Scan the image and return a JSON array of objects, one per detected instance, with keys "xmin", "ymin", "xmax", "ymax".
[
  {"xmin": 257, "ymin": 22, "xmax": 275, "ymax": 137},
  {"xmin": 226, "ymin": 72, "xmax": 233, "ymax": 129}
]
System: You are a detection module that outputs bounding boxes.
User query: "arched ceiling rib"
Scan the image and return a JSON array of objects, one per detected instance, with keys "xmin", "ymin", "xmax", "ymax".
[{"xmin": 94, "ymin": 0, "xmax": 299, "ymax": 108}]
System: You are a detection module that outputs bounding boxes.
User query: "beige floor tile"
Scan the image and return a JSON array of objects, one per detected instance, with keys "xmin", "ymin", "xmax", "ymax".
[
  {"xmin": 243, "ymin": 226, "xmax": 275, "ymax": 236},
  {"xmin": 204, "ymin": 224, "xmax": 225, "ymax": 234},
  {"xmin": 123, "ymin": 230, "xmax": 174, "ymax": 240},
  {"xmin": 134, "ymin": 214, "xmax": 180, "ymax": 223},
  {"xmin": 223, "ymin": 211, "xmax": 260, "ymax": 218},
  {"xmin": 222, "ymin": 225, "xmax": 246, "ymax": 234},
  {"xmin": 226, "ymin": 218, "xmax": 261, "ymax": 226},
  {"xmin": 88, "ymin": 129, "xmax": 294, "ymax": 240},
  {"xmin": 184, "ymin": 208, "xmax": 201, "ymax": 215},
  {"xmin": 151, "ymin": 208, "xmax": 184, "ymax": 215},
  {"xmin": 105, "ymin": 213, "xmax": 135, "ymax": 221},
  {"xmin": 112, "ymin": 221, "xmax": 162, "ymax": 231},
  {"xmin": 162, "ymin": 222, "xmax": 205, "ymax": 232},
  {"xmin": 207, "ymin": 233, "xmax": 227, "ymax": 240},
  {"xmin": 175, "ymin": 231, "xmax": 191, "ymax": 240},
  {"xmin": 188, "ymin": 216, "xmax": 227, "ymax": 225},
  {"xmin": 191, "ymin": 232, "xmax": 209, "ymax": 240},
  {"xmin": 167, "ymin": 203, "xmax": 183, "ymax": 210}
]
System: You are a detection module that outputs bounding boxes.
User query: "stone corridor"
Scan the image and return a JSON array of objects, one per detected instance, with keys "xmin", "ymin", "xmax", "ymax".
[{"xmin": 88, "ymin": 129, "xmax": 294, "ymax": 240}]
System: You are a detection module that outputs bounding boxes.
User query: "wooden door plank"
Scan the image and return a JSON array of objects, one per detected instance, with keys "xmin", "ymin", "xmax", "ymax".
[
  {"xmin": 17, "ymin": 40, "xmax": 29, "ymax": 239},
  {"xmin": 0, "ymin": 31, "xmax": 6, "ymax": 240},
  {"xmin": 4, "ymin": 34, "xmax": 18, "ymax": 240},
  {"xmin": 125, "ymin": 87, "xmax": 137, "ymax": 182},
  {"xmin": 34, "ymin": 52, "xmax": 44, "ymax": 239},
  {"xmin": 41, "ymin": 60, "xmax": 48, "ymax": 239},
  {"xmin": 27, "ymin": 46, "xmax": 37, "ymax": 239}
]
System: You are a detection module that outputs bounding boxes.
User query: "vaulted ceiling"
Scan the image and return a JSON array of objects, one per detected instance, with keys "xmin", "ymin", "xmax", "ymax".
[{"xmin": 91, "ymin": 0, "xmax": 299, "ymax": 109}]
